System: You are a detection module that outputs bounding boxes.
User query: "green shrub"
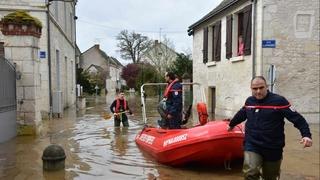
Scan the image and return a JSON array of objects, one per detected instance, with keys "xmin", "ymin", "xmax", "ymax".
[{"xmin": 1, "ymin": 10, "xmax": 42, "ymax": 28}]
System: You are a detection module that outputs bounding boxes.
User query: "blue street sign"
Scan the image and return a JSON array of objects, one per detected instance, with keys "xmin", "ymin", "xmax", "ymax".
[
  {"xmin": 40, "ymin": 51, "xmax": 46, "ymax": 58},
  {"xmin": 262, "ymin": 40, "xmax": 276, "ymax": 48}
]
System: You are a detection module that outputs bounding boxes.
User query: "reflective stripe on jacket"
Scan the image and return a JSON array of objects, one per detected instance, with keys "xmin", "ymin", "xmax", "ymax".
[{"xmin": 230, "ymin": 91, "xmax": 311, "ymax": 150}]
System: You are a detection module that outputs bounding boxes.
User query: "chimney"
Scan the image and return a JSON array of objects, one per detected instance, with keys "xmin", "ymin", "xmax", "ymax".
[
  {"xmin": 155, "ymin": 40, "xmax": 159, "ymax": 45},
  {"xmin": 0, "ymin": 42, "xmax": 4, "ymax": 57},
  {"xmin": 94, "ymin": 44, "xmax": 100, "ymax": 49}
]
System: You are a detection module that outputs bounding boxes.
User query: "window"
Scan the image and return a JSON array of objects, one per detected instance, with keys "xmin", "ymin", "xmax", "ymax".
[
  {"xmin": 71, "ymin": 61, "xmax": 74, "ymax": 92},
  {"xmin": 238, "ymin": 12, "xmax": 244, "ymax": 38},
  {"xmin": 70, "ymin": 13, "xmax": 73, "ymax": 41},
  {"xmin": 54, "ymin": 2, "xmax": 59, "ymax": 21},
  {"xmin": 212, "ymin": 21, "xmax": 221, "ymax": 61},
  {"xmin": 227, "ymin": 4, "xmax": 252, "ymax": 59},
  {"xmin": 64, "ymin": 57, "xmax": 68, "ymax": 104},
  {"xmin": 56, "ymin": 50, "xmax": 60, "ymax": 90},
  {"xmin": 64, "ymin": 3, "xmax": 67, "ymax": 33}
]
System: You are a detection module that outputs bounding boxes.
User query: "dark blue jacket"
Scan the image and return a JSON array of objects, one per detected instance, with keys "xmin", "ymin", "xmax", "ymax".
[
  {"xmin": 165, "ymin": 81, "xmax": 182, "ymax": 118},
  {"xmin": 229, "ymin": 91, "xmax": 312, "ymax": 150}
]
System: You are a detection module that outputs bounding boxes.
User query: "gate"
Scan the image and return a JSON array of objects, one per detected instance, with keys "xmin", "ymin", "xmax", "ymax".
[{"xmin": 0, "ymin": 57, "xmax": 16, "ymax": 143}]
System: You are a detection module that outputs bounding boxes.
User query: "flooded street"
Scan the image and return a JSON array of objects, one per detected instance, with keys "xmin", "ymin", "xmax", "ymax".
[{"xmin": 0, "ymin": 94, "xmax": 319, "ymax": 180}]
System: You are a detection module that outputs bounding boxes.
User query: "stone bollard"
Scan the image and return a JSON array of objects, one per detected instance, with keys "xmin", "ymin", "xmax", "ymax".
[{"xmin": 42, "ymin": 144, "xmax": 66, "ymax": 171}]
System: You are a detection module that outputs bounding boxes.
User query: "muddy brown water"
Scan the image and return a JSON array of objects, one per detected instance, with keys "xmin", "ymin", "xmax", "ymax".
[{"xmin": 0, "ymin": 94, "xmax": 319, "ymax": 180}]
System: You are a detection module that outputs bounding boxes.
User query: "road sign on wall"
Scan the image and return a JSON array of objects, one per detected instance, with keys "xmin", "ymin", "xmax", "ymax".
[
  {"xmin": 40, "ymin": 51, "xmax": 46, "ymax": 58},
  {"xmin": 262, "ymin": 40, "xmax": 276, "ymax": 48}
]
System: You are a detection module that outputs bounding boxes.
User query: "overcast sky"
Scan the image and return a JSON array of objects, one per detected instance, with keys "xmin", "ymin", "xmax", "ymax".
[{"xmin": 76, "ymin": 0, "xmax": 223, "ymax": 64}]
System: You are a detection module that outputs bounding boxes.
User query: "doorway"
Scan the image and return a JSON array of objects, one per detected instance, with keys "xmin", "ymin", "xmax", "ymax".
[{"xmin": 209, "ymin": 87, "xmax": 216, "ymax": 119}]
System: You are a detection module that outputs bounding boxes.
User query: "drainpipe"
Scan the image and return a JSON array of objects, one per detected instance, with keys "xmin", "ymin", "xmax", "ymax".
[
  {"xmin": 73, "ymin": 2, "xmax": 77, "ymax": 103},
  {"xmin": 46, "ymin": 0, "xmax": 53, "ymax": 118},
  {"xmin": 252, "ymin": 0, "xmax": 258, "ymax": 78}
]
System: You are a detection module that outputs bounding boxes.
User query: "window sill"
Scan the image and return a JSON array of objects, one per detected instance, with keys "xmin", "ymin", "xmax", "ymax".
[
  {"xmin": 206, "ymin": 61, "xmax": 216, "ymax": 67},
  {"xmin": 230, "ymin": 56, "xmax": 244, "ymax": 62}
]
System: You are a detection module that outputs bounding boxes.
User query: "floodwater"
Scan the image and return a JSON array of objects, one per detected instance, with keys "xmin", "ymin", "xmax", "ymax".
[{"xmin": 0, "ymin": 93, "xmax": 319, "ymax": 180}]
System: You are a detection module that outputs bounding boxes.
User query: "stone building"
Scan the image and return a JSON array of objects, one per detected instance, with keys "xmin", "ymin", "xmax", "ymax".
[
  {"xmin": 80, "ymin": 44, "xmax": 124, "ymax": 93},
  {"xmin": 188, "ymin": 0, "xmax": 319, "ymax": 122},
  {"xmin": 0, "ymin": 0, "xmax": 77, "ymax": 115},
  {"xmin": 141, "ymin": 39, "xmax": 178, "ymax": 76},
  {"xmin": 0, "ymin": 0, "xmax": 77, "ymax": 139}
]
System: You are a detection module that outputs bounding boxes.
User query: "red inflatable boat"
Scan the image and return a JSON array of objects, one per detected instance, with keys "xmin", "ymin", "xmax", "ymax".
[
  {"xmin": 135, "ymin": 120, "xmax": 244, "ymax": 166},
  {"xmin": 136, "ymin": 83, "xmax": 244, "ymax": 166}
]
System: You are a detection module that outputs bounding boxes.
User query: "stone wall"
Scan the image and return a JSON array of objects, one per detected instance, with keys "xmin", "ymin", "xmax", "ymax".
[
  {"xmin": 262, "ymin": 0, "xmax": 319, "ymax": 123},
  {"xmin": 80, "ymin": 45, "xmax": 108, "ymax": 70},
  {"xmin": 0, "ymin": 0, "xmax": 77, "ymax": 117},
  {"xmin": 2, "ymin": 22, "xmax": 42, "ymax": 135}
]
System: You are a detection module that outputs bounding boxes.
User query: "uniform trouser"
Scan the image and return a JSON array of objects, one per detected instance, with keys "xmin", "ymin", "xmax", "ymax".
[
  {"xmin": 114, "ymin": 114, "xmax": 129, "ymax": 127},
  {"xmin": 157, "ymin": 100, "xmax": 181, "ymax": 129},
  {"xmin": 157, "ymin": 116, "xmax": 181, "ymax": 129},
  {"xmin": 157, "ymin": 101, "xmax": 168, "ymax": 128},
  {"xmin": 167, "ymin": 115, "xmax": 181, "ymax": 129},
  {"xmin": 243, "ymin": 151, "xmax": 282, "ymax": 180}
]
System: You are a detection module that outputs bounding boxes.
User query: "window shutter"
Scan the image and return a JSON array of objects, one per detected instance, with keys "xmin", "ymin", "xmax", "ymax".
[
  {"xmin": 243, "ymin": 4, "xmax": 252, "ymax": 55},
  {"xmin": 203, "ymin": 27, "xmax": 208, "ymax": 63},
  {"xmin": 226, "ymin": 15, "xmax": 233, "ymax": 59},
  {"xmin": 211, "ymin": 26, "xmax": 215, "ymax": 62},
  {"xmin": 214, "ymin": 21, "xmax": 221, "ymax": 61}
]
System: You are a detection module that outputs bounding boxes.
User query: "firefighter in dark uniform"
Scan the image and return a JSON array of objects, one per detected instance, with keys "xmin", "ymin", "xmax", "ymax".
[
  {"xmin": 228, "ymin": 76, "xmax": 312, "ymax": 180},
  {"xmin": 158, "ymin": 72, "xmax": 182, "ymax": 129},
  {"xmin": 110, "ymin": 90, "xmax": 132, "ymax": 127}
]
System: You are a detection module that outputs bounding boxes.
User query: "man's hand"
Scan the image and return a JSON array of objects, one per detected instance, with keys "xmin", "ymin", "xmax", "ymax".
[
  {"xmin": 126, "ymin": 110, "xmax": 133, "ymax": 116},
  {"xmin": 167, "ymin": 114, "xmax": 173, "ymax": 119},
  {"xmin": 227, "ymin": 126, "xmax": 234, "ymax": 132},
  {"xmin": 300, "ymin": 137, "xmax": 312, "ymax": 148}
]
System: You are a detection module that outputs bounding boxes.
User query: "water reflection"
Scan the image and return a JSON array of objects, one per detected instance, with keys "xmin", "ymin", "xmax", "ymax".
[
  {"xmin": 0, "ymin": 94, "xmax": 318, "ymax": 180},
  {"xmin": 112, "ymin": 128, "xmax": 129, "ymax": 157}
]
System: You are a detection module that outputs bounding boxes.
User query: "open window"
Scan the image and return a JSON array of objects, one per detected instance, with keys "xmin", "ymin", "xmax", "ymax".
[
  {"xmin": 227, "ymin": 4, "xmax": 252, "ymax": 59},
  {"xmin": 237, "ymin": 12, "xmax": 245, "ymax": 56}
]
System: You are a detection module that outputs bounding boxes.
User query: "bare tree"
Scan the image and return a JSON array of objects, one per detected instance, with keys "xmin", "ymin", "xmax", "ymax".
[{"xmin": 116, "ymin": 30, "xmax": 151, "ymax": 63}]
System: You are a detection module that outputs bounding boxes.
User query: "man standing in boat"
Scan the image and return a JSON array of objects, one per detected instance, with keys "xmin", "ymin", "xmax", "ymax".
[
  {"xmin": 110, "ymin": 90, "xmax": 133, "ymax": 127},
  {"xmin": 228, "ymin": 76, "xmax": 312, "ymax": 180},
  {"xmin": 158, "ymin": 72, "xmax": 183, "ymax": 129}
]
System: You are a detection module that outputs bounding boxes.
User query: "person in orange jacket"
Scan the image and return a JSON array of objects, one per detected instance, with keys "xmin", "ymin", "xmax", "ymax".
[
  {"xmin": 157, "ymin": 72, "xmax": 182, "ymax": 129},
  {"xmin": 110, "ymin": 90, "xmax": 132, "ymax": 127}
]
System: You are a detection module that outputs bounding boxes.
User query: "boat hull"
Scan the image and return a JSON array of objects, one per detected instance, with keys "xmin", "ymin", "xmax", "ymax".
[{"xmin": 135, "ymin": 120, "xmax": 244, "ymax": 166}]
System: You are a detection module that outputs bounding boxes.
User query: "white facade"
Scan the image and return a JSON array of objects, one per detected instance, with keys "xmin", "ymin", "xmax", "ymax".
[
  {"xmin": 0, "ymin": 0, "xmax": 77, "ymax": 116},
  {"xmin": 141, "ymin": 40, "xmax": 178, "ymax": 75},
  {"xmin": 80, "ymin": 45, "xmax": 108, "ymax": 71},
  {"xmin": 189, "ymin": 0, "xmax": 319, "ymax": 122},
  {"xmin": 107, "ymin": 65, "xmax": 122, "ymax": 91}
]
